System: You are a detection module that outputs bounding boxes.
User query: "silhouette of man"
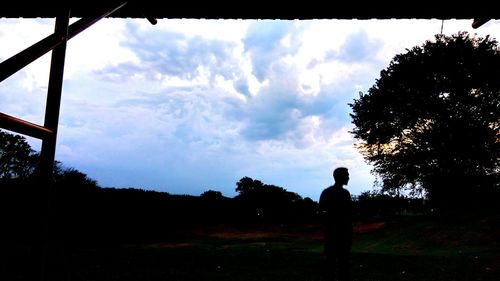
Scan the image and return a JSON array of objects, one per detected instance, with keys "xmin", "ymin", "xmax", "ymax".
[{"xmin": 319, "ymin": 167, "xmax": 353, "ymax": 281}]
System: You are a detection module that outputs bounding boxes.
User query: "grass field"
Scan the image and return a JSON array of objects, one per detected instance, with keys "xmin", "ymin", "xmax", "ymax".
[{"xmin": 1, "ymin": 215, "xmax": 499, "ymax": 281}]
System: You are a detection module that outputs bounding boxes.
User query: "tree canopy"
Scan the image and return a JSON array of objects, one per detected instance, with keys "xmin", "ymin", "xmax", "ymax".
[
  {"xmin": 234, "ymin": 176, "xmax": 311, "ymax": 223},
  {"xmin": 0, "ymin": 129, "xmax": 39, "ymax": 179},
  {"xmin": 349, "ymin": 32, "xmax": 500, "ymax": 209}
]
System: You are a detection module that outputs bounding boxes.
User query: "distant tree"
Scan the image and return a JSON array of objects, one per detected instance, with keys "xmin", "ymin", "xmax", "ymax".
[
  {"xmin": 235, "ymin": 177, "xmax": 300, "ymax": 201},
  {"xmin": 200, "ymin": 189, "xmax": 223, "ymax": 200},
  {"xmin": 235, "ymin": 176, "xmax": 265, "ymax": 195},
  {"xmin": 354, "ymin": 190, "xmax": 426, "ymax": 219},
  {"xmin": 0, "ymin": 129, "xmax": 39, "ymax": 179},
  {"xmin": 54, "ymin": 167, "xmax": 99, "ymax": 190},
  {"xmin": 349, "ymin": 32, "xmax": 500, "ymax": 209},
  {"xmin": 199, "ymin": 189, "xmax": 232, "ymax": 224},
  {"xmin": 235, "ymin": 176, "xmax": 304, "ymax": 223}
]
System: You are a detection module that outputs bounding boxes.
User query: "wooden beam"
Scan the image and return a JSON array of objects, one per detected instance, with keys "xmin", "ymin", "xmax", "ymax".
[{"xmin": 0, "ymin": 112, "xmax": 53, "ymax": 140}]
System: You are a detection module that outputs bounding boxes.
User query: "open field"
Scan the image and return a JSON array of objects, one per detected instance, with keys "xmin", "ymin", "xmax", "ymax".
[{"xmin": 1, "ymin": 215, "xmax": 499, "ymax": 281}]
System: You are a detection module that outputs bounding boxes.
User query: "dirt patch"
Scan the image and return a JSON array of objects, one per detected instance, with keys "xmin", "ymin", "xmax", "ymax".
[
  {"xmin": 187, "ymin": 222, "xmax": 388, "ymax": 242},
  {"xmin": 355, "ymin": 221, "xmax": 387, "ymax": 234},
  {"xmin": 142, "ymin": 242, "xmax": 199, "ymax": 249},
  {"xmin": 208, "ymin": 229, "xmax": 280, "ymax": 240}
]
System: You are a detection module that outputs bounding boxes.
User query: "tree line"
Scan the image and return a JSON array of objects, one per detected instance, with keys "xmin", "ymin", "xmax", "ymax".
[{"xmin": 1, "ymin": 129, "xmax": 433, "ymax": 244}]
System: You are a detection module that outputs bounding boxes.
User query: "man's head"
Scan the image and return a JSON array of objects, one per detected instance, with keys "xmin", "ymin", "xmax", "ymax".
[{"xmin": 333, "ymin": 167, "xmax": 349, "ymax": 186}]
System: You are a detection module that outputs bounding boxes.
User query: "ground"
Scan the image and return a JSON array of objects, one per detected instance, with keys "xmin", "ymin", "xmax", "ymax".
[{"xmin": 1, "ymin": 215, "xmax": 499, "ymax": 281}]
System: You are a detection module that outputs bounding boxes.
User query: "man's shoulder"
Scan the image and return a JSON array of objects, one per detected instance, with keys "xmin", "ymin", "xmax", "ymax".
[
  {"xmin": 319, "ymin": 186, "xmax": 334, "ymax": 200},
  {"xmin": 339, "ymin": 187, "xmax": 351, "ymax": 197},
  {"xmin": 325, "ymin": 186, "xmax": 351, "ymax": 198},
  {"xmin": 320, "ymin": 185, "xmax": 334, "ymax": 195}
]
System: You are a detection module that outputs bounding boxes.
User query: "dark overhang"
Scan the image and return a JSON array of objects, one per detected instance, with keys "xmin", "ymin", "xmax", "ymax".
[{"xmin": 0, "ymin": 1, "xmax": 497, "ymax": 25}]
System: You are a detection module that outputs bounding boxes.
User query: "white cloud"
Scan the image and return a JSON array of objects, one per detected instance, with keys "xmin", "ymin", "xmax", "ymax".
[{"xmin": 65, "ymin": 18, "xmax": 140, "ymax": 78}]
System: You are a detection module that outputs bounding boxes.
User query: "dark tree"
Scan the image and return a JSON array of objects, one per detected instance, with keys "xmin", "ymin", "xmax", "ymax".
[
  {"xmin": 235, "ymin": 176, "xmax": 265, "ymax": 195},
  {"xmin": 0, "ymin": 129, "xmax": 39, "ymax": 179},
  {"xmin": 200, "ymin": 189, "xmax": 223, "ymax": 200},
  {"xmin": 235, "ymin": 176, "xmax": 305, "ymax": 224},
  {"xmin": 53, "ymin": 167, "xmax": 99, "ymax": 190},
  {"xmin": 349, "ymin": 32, "xmax": 500, "ymax": 209}
]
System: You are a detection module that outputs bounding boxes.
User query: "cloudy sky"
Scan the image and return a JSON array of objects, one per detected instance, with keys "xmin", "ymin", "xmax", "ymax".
[{"xmin": 1, "ymin": 18, "xmax": 499, "ymax": 200}]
